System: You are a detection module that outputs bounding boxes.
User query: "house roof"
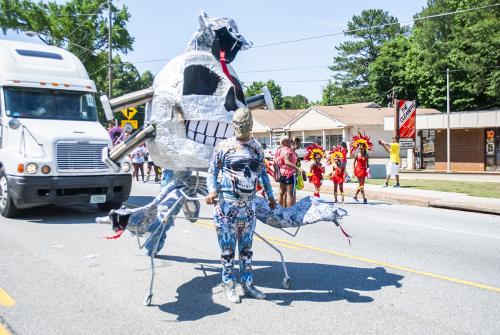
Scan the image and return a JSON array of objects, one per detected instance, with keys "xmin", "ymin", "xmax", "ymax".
[
  {"xmin": 252, "ymin": 102, "xmax": 441, "ymax": 130},
  {"xmin": 313, "ymin": 105, "xmax": 440, "ymax": 126},
  {"xmin": 251, "ymin": 109, "xmax": 302, "ymax": 129}
]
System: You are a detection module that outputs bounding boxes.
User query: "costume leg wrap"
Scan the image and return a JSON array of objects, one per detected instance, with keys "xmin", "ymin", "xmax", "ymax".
[
  {"xmin": 239, "ymin": 247, "xmax": 253, "ymax": 285},
  {"xmin": 220, "ymin": 248, "xmax": 236, "ymax": 284},
  {"xmin": 215, "ymin": 202, "xmax": 239, "ymax": 284}
]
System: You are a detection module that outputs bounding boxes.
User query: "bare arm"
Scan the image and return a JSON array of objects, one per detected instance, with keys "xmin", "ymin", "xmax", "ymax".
[
  {"xmin": 284, "ymin": 154, "xmax": 300, "ymax": 172},
  {"xmin": 379, "ymin": 139, "xmax": 390, "ymax": 153}
]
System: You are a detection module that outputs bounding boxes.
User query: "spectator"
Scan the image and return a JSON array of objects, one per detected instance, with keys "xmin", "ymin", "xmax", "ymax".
[
  {"xmin": 145, "ymin": 147, "xmax": 161, "ymax": 182},
  {"xmin": 275, "ymin": 136, "xmax": 300, "ymax": 208},
  {"xmin": 131, "ymin": 144, "xmax": 146, "ymax": 182},
  {"xmin": 292, "ymin": 137, "xmax": 305, "ymax": 192},
  {"xmin": 379, "ymin": 137, "xmax": 401, "ymax": 187}
]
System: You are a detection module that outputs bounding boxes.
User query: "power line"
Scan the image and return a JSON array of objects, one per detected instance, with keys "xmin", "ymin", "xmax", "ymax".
[
  {"xmin": 239, "ymin": 65, "xmax": 330, "ymax": 74},
  {"xmin": 251, "ymin": 3, "xmax": 500, "ymax": 49},
  {"xmin": 113, "ymin": 4, "xmax": 499, "ymax": 68}
]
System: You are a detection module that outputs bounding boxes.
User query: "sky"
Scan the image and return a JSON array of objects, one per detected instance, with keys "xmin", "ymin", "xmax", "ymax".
[{"xmin": 2, "ymin": 0, "xmax": 429, "ymax": 101}]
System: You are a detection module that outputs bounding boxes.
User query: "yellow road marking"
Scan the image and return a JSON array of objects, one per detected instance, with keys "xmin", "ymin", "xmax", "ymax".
[
  {"xmin": 0, "ymin": 288, "xmax": 15, "ymax": 307},
  {"xmin": 196, "ymin": 219, "xmax": 500, "ymax": 293},
  {"xmin": 124, "ymin": 204, "xmax": 500, "ymax": 293},
  {"xmin": 194, "ymin": 221, "xmax": 302, "ymax": 250},
  {"xmin": 0, "ymin": 324, "xmax": 11, "ymax": 335}
]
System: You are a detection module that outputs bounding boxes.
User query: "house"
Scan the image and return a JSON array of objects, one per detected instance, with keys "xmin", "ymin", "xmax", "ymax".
[{"xmin": 252, "ymin": 102, "xmax": 440, "ymax": 158}]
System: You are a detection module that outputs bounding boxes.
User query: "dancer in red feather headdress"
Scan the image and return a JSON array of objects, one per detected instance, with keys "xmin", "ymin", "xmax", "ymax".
[
  {"xmin": 350, "ymin": 131, "xmax": 373, "ymax": 203},
  {"xmin": 328, "ymin": 145, "xmax": 348, "ymax": 203},
  {"xmin": 304, "ymin": 144, "xmax": 325, "ymax": 197}
]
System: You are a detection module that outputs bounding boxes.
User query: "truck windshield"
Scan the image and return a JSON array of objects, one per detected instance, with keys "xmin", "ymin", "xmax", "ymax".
[{"xmin": 4, "ymin": 87, "xmax": 97, "ymax": 121}]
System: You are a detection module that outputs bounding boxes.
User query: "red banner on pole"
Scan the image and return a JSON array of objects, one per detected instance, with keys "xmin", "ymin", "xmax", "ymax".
[{"xmin": 397, "ymin": 100, "xmax": 416, "ymax": 149}]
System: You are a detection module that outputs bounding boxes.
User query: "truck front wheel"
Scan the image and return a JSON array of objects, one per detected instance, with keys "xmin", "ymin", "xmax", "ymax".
[{"xmin": 0, "ymin": 170, "xmax": 19, "ymax": 218}]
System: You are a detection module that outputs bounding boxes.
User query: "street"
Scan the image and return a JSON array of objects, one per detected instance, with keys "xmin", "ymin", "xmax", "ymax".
[{"xmin": 1, "ymin": 181, "xmax": 499, "ymax": 335}]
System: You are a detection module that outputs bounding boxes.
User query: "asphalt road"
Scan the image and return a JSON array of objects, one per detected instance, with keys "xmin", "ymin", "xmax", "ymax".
[{"xmin": 1, "ymin": 181, "xmax": 499, "ymax": 335}]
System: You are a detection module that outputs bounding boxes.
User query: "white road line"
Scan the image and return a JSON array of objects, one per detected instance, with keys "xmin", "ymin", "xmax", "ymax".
[{"xmin": 351, "ymin": 214, "xmax": 500, "ymax": 239}]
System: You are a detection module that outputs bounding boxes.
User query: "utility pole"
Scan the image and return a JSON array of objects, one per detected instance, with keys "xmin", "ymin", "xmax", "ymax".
[
  {"xmin": 392, "ymin": 87, "xmax": 398, "ymax": 139},
  {"xmin": 446, "ymin": 68, "xmax": 451, "ymax": 173},
  {"xmin": 108, "ymin": 0, "xmax": 113, "ymax": 98}
]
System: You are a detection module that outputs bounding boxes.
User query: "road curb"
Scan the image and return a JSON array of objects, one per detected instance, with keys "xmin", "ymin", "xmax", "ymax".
[
  {"xmin": 270, "ymin": 181, "xmax": 499, "ymax": 215},
  {"xmin": 428, "ymin": 200, "xmax": 500, "ymax": 216}
]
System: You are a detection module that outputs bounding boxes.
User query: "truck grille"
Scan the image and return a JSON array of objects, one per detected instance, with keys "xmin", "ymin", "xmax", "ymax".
[{"xmin": 56, "ymin": 142, "xmax": 108, "ymax": 171}]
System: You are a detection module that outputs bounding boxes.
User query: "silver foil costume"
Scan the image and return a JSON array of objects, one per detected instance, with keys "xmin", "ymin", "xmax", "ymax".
[{"xmin": 98, "ymin": 11, "xmax": 349, "ymax": 305}]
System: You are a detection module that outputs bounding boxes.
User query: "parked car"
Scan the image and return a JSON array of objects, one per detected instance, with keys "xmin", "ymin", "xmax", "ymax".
[
  {"xmin": 264, "ymin": 146, "xmax": 278, "ymax": 160},
  {"xmin": 295, "ymin": 141, "xmax": 315, "ymax": 159}
]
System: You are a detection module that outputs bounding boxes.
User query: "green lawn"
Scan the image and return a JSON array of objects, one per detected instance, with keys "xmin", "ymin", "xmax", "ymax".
[{"xmin": 358, "ymin": 178, "xmax": 500, "ymax": 199}]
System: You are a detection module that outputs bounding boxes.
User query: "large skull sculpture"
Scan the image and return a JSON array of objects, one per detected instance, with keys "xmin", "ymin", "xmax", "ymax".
[{"xmin": 146, "ymin": 12, "xmax": 252, "ymax": 171}]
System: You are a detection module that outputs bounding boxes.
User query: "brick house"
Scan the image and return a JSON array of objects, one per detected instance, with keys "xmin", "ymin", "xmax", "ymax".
[{"xmin": 384, "ymin": 109, "xmax": 500, "ymax": 172}]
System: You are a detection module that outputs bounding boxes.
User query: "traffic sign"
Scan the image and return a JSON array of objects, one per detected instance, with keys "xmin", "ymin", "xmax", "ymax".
[
  {"xmin": 399, "ymin": 138, "xmax": 415, "ymax": 149},
  {"xmin": 121, "ymin": 119, "xmax": 138, "ymax": 130},
  {"xmin": 121, "ymin": 107, "xmax": 137, "ymax": 120}
]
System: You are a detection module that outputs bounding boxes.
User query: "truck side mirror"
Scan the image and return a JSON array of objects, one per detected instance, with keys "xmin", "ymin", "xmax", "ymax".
[{"xmin": 100, "ymin": 95, "xmax": 114, "ymax": 121}]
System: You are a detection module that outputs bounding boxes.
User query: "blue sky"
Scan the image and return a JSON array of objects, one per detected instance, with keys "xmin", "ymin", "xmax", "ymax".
[{"xmin": 3, "ymin": 0, "xmax": 428, "ymax": 101}]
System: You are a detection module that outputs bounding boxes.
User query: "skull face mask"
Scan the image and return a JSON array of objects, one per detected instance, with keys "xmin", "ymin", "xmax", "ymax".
[
  {"xmin": 233, "ymin": 107, "xmax": 253, "ymax": 139},
  {"xmin": 145, "ymin": 12, "xmax": 251, "ymax": 171}
]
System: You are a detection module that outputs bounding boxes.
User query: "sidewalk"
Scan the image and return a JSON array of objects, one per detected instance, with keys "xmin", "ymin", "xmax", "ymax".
[{"xmin": 271, "ymin": 180, "xmax": 500, "ymax": 216}]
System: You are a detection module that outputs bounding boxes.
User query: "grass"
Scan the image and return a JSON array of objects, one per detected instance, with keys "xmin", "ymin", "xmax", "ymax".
[{"xmin": 357, "ymin": 178, "xmax": 500, "ymax": 199}]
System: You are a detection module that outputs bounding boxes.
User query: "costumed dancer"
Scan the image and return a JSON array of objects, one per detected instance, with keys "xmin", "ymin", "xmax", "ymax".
[
  {"xmin": 351, "ymin": 131, "xmax": 373, "ymax": 204},
  {"xmin": 304, "ymin": 144, "xmax": 325, "ymax": 198},
  {"xmin": 206, "ymin": 107, "xmax": 277, "ymax": 304},
  {"xmin": 328, "ymin": 145, "xmax": 347, "ymax": 203}
]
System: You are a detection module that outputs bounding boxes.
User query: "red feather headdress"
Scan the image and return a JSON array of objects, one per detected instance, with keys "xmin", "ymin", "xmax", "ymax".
[
  {"xmin": 327, "ymin": 145, "xmax": 347, "ymax": 165},
  {"xmin": 304, "ymin": 144, "xmax": 325, "ymax": 161},
  {"xmin": 350, "ymin": 130, "xmax": 373, "ymax": 152}
]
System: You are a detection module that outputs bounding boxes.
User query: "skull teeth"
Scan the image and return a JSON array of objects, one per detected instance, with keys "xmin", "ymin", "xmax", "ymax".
[{"xmin": 185, "ymin": 120, "xmax": 232, "ymax": 146}]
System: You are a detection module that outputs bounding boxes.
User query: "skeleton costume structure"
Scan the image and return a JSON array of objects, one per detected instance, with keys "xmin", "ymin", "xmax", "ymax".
[{"xmin": 97, "ymin": 12, "xmax": 350, "ymax": 305}]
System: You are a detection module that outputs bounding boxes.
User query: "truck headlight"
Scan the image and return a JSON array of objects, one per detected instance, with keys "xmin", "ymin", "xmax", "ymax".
[
  {"xmin": 41, "ymin": 165, "xmax": 51, "ymax": 174},
  {"xmin": 26, "ymin": 163, "xmax": 38, "ymax": 174},
  {"xmin": 121, "ymin": 162, "xmax": 131, "ymax": 173}
]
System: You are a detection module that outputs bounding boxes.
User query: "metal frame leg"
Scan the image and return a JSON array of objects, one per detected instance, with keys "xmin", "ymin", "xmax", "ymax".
[
  {"xmin": 143, "ymin": 196, "xmax": 185, "ymax": 306},
  {"xmin": 254, "ymin": 231, "xmax": 291, "ymax": 289}
]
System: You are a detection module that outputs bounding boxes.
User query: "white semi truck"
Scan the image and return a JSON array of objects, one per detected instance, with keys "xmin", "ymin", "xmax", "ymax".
[{"xmin": 0, "ymin": 39, "xmax": 132, "ymax": 218}]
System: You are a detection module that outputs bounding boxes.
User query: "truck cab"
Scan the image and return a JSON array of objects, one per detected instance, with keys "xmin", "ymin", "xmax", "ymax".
[{"xmin": 0, "ymin": 39, "xmax": 132, "ymax": 218}]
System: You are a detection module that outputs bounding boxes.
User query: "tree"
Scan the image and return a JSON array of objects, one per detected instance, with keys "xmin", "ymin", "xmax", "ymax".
[
  {"xmin": 368, "ymin": 35, "xmax": 416, "ymax": 106},
  {"xmin": 324, "ymin": 9, "xmax": 405, "ymax": 104},
  {"xmin": 282, "ymin": 95, "xmax": 309, "ymax": 109},
  {"xmin": 407, "ymin": 0, "xmax": 499, "ymax": 110},
  {"xmin": 244, "ymin": 80, "xmax": 284, "ymax": 109},
  {"xmin": 369, "ymin": 0, "xmax": 500, "ymax": 111},
  {"xmin": 0, "ymin": 0, "xmax": 134, "ymax": 94}
]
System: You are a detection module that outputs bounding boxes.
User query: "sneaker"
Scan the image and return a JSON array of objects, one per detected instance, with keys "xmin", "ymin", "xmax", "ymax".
[
  {"xmin": 353, "ymin": 196, "xmax": 359, "ymax": 202},
  {"xmin": 223, "ymin": 281, "xmax": 241, "ymax": 304},
  {"xmin": 363, "ymin": 198, "xmax": 368, "ymax": 204},
  {"xmin": 243, "ymin": 283, "xmax": 266, "ymax": 300},
  {"xmin": 383, "ymin": 183, "xmax": 388, "ymax": 188},
  {"xmin": 393, "ymin": 184, "xmax": 400, "ymax": 188}
]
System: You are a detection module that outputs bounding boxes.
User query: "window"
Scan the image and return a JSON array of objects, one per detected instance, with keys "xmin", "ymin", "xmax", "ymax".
[
  {"xmin": 305, "ymin": 136, "xmax": 322, "ymax": 146},
  {"xmin": 16, "ymin": 49, "xmax": 63, "ymax": 60},
  {"xmin": 325, "ymin": 135, "xmax": 342, "ymax": 148},
  {"xmin": 255, "ymin": 136, "xmax": 270, "ymax": 147},
  {"xmin": 4, "ymin": 87, "xmax": 97, "ymax": 121}
]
